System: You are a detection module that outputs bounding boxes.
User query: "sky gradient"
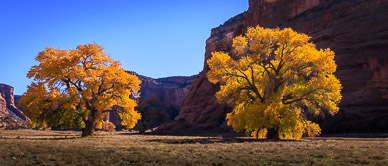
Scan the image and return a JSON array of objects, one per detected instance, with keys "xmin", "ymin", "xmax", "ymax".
[{"xmin": 0, "ymin": 0, "xmax": 248, "ymax": 95}]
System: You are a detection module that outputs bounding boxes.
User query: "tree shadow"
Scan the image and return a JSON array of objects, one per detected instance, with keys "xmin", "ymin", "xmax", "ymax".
[
  {"xmin": 118, "ymin": 129, "xmax": 301, "ymax": 144},
  {"xmin": 146, "ymin": 136, "xmax": 298, "ymax": 144},
  {"xmin": 116, "ymin": 132, "xmax": 143, "ymax": 136},
  {"xmin": 0, "ymin": 136, "xmax": 79, "ymax": 140},
  {"xmin": 320, "ymin": 133, "xmax": 388, "ymax": 138}
]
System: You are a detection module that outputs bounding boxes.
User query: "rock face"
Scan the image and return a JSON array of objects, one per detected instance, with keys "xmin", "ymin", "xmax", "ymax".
[
  {"xmin": 0, "ymin": 84, "xmax": 27, "ymax": 128},
  {"xmin": 159, "ymin": 0, "xmax": 388, "ymax": 133},
  {"xmin": 137, "ymin": 74, "xmax": 197, "ymax": 116},
  {"xmin": 109, "ymin": 73, "xmax": 196, "ymax": 130},
  {"xmin": 0, "ymin": 95, "xmax": 7, "ymax": 117}
]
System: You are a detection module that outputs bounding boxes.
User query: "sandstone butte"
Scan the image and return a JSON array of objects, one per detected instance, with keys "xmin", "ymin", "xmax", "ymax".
[{"xmin": 158, "ymin": 0, "xmax": 388, "ymax": 133}]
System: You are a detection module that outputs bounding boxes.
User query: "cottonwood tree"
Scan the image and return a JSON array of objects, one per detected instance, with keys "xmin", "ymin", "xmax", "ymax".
[
  {"xmin": 135, "ymin": 97, "xmax": 169, "ymax": 134},
  {"xmin": 207, "ymin": 26, "xmax": 342, "ymax": 139},
  {"xmin": 18, "ymin": 43, "xmax": 141, "ymax": 137}
]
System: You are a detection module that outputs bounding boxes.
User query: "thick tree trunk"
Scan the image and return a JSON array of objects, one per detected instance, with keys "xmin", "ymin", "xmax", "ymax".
[
  {"xmin": 266, "ymin": 128, "xmax": 280, "ymax": 140},
  {"xmin": 82, "ymin": 120, "xmax": 95, "ymax": 137}
]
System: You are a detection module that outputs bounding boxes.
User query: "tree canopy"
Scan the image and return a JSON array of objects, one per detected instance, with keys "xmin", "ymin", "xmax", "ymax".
[
  {"xmin": 207, "ymin": 26, "xmax": 342, "ymax": 139},
  {"xmin": 18, "ymin": 43, "xmax": 141, "ymax": 137},
  {"xmin": 134, "ymin": 97, "xmax": 169, "ymax": 134}
]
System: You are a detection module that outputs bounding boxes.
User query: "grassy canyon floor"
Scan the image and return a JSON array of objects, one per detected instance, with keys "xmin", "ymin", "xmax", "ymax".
[{"xmin": 0, "ymin": 129, "xmax": 387, "ymax": 165}]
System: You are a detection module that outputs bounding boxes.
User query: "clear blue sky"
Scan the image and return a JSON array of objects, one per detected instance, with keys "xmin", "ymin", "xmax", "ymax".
[{"xmin": 0, "ymin": 0, "xmax": 248, "ymax": 95}]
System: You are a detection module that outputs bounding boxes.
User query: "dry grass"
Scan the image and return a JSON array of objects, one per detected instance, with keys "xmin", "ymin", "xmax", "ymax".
[{"xmin": 0, "ymin": 129, "xmax": 387, "ymax": 166}]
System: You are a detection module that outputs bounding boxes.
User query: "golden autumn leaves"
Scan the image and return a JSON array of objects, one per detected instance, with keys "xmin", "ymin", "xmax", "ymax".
[
  {"xmin": 207, "ymin": 26, "xmax": 342, "ymax": 139},
  {"xmin": 19, "ymin": 43, "xmax": 141, "ymax": 137}
]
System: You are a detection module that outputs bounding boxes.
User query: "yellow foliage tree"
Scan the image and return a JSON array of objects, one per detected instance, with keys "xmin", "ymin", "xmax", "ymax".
[
  {"xmin": 207, "ymin": 26, "xmax": 342, "ymax": 139},
  {"xmin": 18, "ymin": 43, "xmax": 141, "ymax": 137}
]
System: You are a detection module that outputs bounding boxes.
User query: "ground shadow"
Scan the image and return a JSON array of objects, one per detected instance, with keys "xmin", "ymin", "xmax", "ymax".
[
  {"xmin": 145, "ymin": 137, "xmax": 299, "ymax": 144},
  {"xmin": 321, "ymin": 133, "xmax": 388, "ymax": 138},
  {"xmin": 119, "ymin": 128, "xmax": 246, "ymax": 137},
  {"xmin": 0, "ymin": 136, "xmax": 79, "ymax": 140}
]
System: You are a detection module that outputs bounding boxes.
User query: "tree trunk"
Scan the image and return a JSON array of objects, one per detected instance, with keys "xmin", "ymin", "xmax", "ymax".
[
  {"xmin": 138, "ymin": 123, "xmax": 145, "ymax": 134},
  {"xmin": 266, "ymin": 128, "xmax": 280, "ymax": 140},
  {"xmin": 82, "ymin": 120, "xmax": 95, "ymax": 137}
]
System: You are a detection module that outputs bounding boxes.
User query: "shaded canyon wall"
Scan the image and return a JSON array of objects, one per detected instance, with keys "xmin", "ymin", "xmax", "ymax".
[{"xmin": 109, "ymin": 73, "xmax": 196, "ymax": 129}]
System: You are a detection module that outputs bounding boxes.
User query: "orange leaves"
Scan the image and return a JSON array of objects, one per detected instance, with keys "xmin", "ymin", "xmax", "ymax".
[
  {"xmin": 207, "ymin": 25, "xmax": 342, "ymax": 140},
  {"xmin": 119, "ymin": 102, "xmax": 141, "ymax": 129},
  {"xmin": 20, "ymin": 43, "xmax": 141, "ymax": 132}
]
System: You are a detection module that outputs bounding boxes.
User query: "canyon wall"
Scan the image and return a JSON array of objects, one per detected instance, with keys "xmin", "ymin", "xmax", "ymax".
[
  {"xmin": 0, "ymin": 84, "xmax": 27, "ymax": 128},
  {"xmin": 159, "ymin": 0, "xmax": 388, "ymax": 133},
  {"xmin": 138, "ymin": 74, "xmax": 197, "ymax": 116},
  {"xmin": 109, "ymin": 73, "xmax": 196, "ymax": 129}
]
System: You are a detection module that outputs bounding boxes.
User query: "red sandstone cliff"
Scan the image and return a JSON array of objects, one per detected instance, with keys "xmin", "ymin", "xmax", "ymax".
[
  {"xmin": 0, "ymin": 84, "xmax": 27, "ymax": 128},
  {"xmin": 159, "ymin": 0, "xmax": 388, "ymax": 133}
]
